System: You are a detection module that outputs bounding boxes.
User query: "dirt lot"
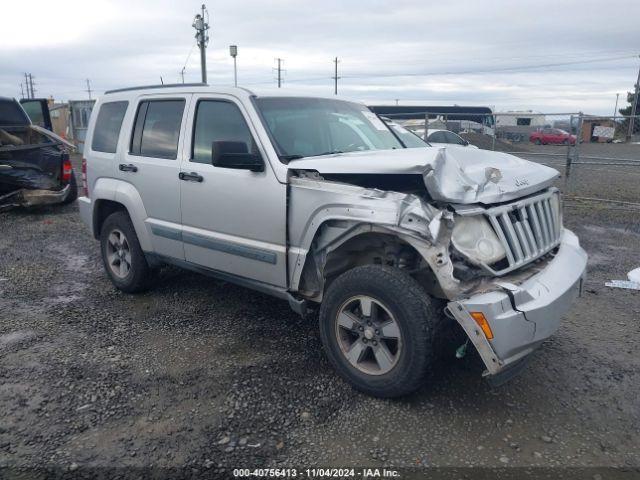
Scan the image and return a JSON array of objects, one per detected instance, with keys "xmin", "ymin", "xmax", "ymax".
[{"xmin": 1, "ymin": 149, "xmax": 639, "ymax": 478}]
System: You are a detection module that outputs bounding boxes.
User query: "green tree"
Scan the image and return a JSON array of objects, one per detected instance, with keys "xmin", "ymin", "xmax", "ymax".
[{"xmin": 618, "ymin": 90, "xmax": 639, "ymax": 136}]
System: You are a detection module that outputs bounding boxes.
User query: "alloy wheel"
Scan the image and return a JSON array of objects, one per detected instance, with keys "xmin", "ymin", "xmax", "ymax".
[
  {"xmin": 335, "ymin": 295, "xmax": 402, "ymax": 375},
  {"xmin": 106, "ymin": 229, "xmax": 132, "ymax": 279}
]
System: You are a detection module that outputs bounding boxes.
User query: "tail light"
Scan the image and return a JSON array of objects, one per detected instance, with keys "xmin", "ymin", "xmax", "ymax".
[
  {"xmin": 62, "ymin": 154, "xmax": 73, "ymax": 183},
  {"xmin": 81, "ymin": 157, "xmax": 89, "ymax": 197}
]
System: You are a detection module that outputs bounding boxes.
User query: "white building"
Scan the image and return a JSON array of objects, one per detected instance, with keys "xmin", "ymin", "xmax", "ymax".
[{"xmin": 495, "ymin": 111, "xmax": 546, "ymax": 127}]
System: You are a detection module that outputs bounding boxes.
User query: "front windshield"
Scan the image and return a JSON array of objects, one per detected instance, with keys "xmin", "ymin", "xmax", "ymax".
[
  {"xmin": 383, "ymin": 119, "xmax": 428, "ymax": 148},
  {"xmin": 255, "ymin": 97, "xmax": 403, "ymax": 160}
]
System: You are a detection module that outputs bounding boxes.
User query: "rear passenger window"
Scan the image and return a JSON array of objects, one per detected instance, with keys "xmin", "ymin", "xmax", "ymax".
[
  {"xmin": 192, "ymin": 100, "xmax": 256, "ymax": 164},
  {"xmin": 130, "ymin": 99, "xmax": 185, "ymax": 159},
  {"xmin": 92, "ymin": 101, "xmax": 128, "ymax": 153}
]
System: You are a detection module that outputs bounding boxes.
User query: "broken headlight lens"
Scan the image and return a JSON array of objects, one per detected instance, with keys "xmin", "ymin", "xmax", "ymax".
[{"xmin": 451, "ymin": 215, "xmax": 506, "ymax": 265}]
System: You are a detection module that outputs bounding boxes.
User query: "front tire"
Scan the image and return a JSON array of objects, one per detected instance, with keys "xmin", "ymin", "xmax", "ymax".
[
  {"xmin": 100, "ymin": 211, "xmax": 152, "ymax": 293},
  {"xmin": 319, "ymin": 265, "xmax": 443, "ymax": 398}
]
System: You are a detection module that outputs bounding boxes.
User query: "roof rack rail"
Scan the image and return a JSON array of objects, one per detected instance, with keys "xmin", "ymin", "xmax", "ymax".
[{"xmin": 105, "ymin": 83, "xmax": 208, "ymax": 95}]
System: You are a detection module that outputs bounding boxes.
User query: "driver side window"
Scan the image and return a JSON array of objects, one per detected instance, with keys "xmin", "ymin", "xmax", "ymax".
[{"xmin": 192, "ymin": 100, "xmax": 256, "ymax": 164}]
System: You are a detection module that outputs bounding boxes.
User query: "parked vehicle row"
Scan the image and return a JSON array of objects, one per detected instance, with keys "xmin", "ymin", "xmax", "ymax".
[
  {"xmin": 77, "ymin": 85, "xmax": 587, "ymax": 397},
  {"xmin": 529, "ymin": 128, "xmax": 577, "ymax": 145}
]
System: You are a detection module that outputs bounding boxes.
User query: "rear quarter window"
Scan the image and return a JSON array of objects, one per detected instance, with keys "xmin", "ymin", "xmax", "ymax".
[{"xmin": 91, "ymin": 101, "xmax": 129, "ymax": 153}]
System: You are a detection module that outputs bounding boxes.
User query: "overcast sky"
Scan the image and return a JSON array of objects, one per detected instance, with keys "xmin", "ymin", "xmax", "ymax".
[{"xmin": 1, "ymin": 0, "xmax": 639, "ymax": 114}]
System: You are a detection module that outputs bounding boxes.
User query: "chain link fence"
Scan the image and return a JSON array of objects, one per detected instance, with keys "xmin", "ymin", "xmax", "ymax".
[{"xmin": 382, "ymin": 110, "xmax": 640, "ymax": 207}]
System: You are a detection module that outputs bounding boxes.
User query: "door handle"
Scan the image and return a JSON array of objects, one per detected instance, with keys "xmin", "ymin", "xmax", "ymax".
[
  {"xmin": 119, "ymin": 163, "xmax": 138, "ymax": 172},
  {"xmin": 179, "ymin": 172, "xmax": 204, "ymax": 182}
]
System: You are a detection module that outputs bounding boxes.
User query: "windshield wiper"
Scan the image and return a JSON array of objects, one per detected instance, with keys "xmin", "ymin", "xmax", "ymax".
[
  {"xmin": 279, "ymin": 151, "xmax": 344, "ymax": 162},
  {"xmin": 278, "ymin": 154, "xmax": 305, "ymax": 162},
  {"xmin": 307, "ymin": 150, "xmax": 344, "ymax": 157}
]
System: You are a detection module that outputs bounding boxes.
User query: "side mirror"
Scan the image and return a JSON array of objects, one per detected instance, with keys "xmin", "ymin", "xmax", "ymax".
[{"xmin": 212, "ymin": 141, "xmax": 264, "ymax": 172}]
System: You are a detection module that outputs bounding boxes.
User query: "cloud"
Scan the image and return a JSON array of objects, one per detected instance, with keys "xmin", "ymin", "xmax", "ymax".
[{"xmin": 1, "ymin": 0, "xmax": 638, "ymax": 114}]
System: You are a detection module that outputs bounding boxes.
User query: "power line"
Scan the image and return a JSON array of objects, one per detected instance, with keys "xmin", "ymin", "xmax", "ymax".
[
  {"xmin": 181, "ymin": 43, "xmax": 197, "ymax": 79},
  {"xmin": 241, "ymin": 53, "xmax": 637, "ymax": 88},
  {"xmin": 340, "ymin": 54, "xmax": 638, "ymax": 80}
]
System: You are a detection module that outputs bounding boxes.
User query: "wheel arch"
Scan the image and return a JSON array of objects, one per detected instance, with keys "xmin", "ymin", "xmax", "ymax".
[
  {"xmin": 292, "ymin": 219, "xmax": 449, "ymax": 303},
  {"xmin": 91, "ymin": 179, "xmax": 152, "ymax": 252}
]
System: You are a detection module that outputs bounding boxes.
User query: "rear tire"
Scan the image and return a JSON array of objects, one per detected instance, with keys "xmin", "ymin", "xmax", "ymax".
[
  {"xmin": 100, "ymin": 211, "xmax": 152, "ymax": 293},
  {"xmin": 319, "ymin": 265, "xmax": 444, "ymax": 398}
]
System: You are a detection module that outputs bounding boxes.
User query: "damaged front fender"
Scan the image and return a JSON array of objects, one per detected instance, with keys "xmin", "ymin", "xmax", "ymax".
[{"xmin": 288, "ymin": 175, "xmax": 461, "ymax": 300}]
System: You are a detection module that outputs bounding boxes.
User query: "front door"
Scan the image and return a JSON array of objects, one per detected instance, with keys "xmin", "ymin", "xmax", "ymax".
[{"xmin": 179, "ymin": 95, "xmax": 287, "ymax": 288}]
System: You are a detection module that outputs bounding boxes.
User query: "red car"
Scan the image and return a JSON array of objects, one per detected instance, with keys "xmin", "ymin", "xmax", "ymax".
[{"xmin": 530, "ymin": 128, "xmax": 576, "ymax": 145}]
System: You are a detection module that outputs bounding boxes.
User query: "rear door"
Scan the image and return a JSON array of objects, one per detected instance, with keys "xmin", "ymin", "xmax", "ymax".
[
  {"xmin": 119, "ymin": 95, "xmax": 190, "ymax": 260},
  {"xmin": 179, "ymin": 94, "xmax": 287, "ymax": 288}
]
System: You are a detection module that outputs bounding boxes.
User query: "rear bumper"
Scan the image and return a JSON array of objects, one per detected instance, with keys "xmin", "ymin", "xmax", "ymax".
[
  {"xmin": 78, "ymin": 196, "xmax": 93, "ymax": 235},
  {"xmin": 447, "ymin": 228, "xmax": 587, "ymax": 380},
  {"xmin": 0, "ymin": 184, "xmax": 70, "ymax": 208}
]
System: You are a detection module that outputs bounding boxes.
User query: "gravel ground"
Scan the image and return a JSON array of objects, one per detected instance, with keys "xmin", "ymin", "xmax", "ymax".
[{"xmin": 1, "ymin": 151, "xmax": 639, "ymax": 477}]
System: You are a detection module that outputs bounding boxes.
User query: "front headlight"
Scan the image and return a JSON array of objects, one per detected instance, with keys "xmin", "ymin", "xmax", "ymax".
[{"xmin": 451, "ymin": 215, "xmax": 506, "ymax": 265}]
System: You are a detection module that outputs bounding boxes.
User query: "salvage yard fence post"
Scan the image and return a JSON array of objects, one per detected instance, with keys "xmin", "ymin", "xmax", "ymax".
[
  {"xmin": 564, "ymin": 112, "xmax": 583, "ymax": 194},
  {"xmin": 491, "ymin": 114, "xmax": 497, "ymax": 151},
  {"xmin": 424, "ymin": 114, "xmax": 429, "ymax": 141}
]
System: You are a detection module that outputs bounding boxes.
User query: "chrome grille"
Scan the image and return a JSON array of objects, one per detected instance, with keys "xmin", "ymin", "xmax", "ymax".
[{"xmin": 484, "ymin": 189, "xmax": 561, "ymax": 274}]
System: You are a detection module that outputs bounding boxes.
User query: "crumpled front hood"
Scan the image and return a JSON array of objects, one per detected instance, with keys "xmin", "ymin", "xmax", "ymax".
[{"xmin": 287, "ymin": 147, "xmax": 559, "ymax": 204}]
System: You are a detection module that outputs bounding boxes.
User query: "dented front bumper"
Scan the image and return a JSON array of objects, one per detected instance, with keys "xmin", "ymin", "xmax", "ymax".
[{"xmin": 447, "ymin": 228, "xmax": 587, "ymax": 381}]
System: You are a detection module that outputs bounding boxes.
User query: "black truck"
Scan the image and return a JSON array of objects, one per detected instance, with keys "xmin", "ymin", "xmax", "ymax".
[{"xmin": 0, "ymin": 96, "xmax": 78, "ymax": 210}]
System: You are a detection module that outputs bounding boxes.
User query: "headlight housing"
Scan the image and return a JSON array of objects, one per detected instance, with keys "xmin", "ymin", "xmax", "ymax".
[{"xmin": 451, "ymin": 215, "xmax": 506, "ymax": 266}]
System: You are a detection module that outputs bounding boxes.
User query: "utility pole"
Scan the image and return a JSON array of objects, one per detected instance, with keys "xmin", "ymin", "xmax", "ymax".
[
  {"xmin": 613, "ymin": 93, "xmax": 619, "ymax": 120},
  {"xmin": 275, "ymin": 58, "xmax": 283, "ymax": 88},
  {"xmin": 23, "ymin": 73, "xmax": 30, "ymax": 98},
  {"xmin": 626, "ymin": 55, "xmax": 640, "ymax": 142},
  {"xmin": 28, "ymin": 74, "xmax": 36, "ymax": 98},
  {"xmin": 20, "ymin": 83, "xmax": 24, "ymax": 99},
  {"xmin": 180, "ymin": 67, "xmax": 185, "ymax": 84},
  {"xmin": 229, "ymin": 45, "xmax": 238, "ymax": 87},
  {"xmin": 24, "ymin": 73, "xmax": 35, "ymax": 99},
  {"xmin": 193, "ymin": 4, "xmax": 210, "ymax": 84},
  {"xmin": 332, "ymin": 57, "xmax": 340, "ymax": 95},
  {"xmin": 85, "ymin": 79, "xmax": 93, "ymax": 100}
]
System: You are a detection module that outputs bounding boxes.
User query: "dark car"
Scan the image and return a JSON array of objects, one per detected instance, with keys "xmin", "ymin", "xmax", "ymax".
[
  {"xmin": 529, "ymin": 128, "xmax": 576, "ymax": 145},
  {"xmin": 0, "ymin": 96, "xmax": 77, "ymax": 210}
]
